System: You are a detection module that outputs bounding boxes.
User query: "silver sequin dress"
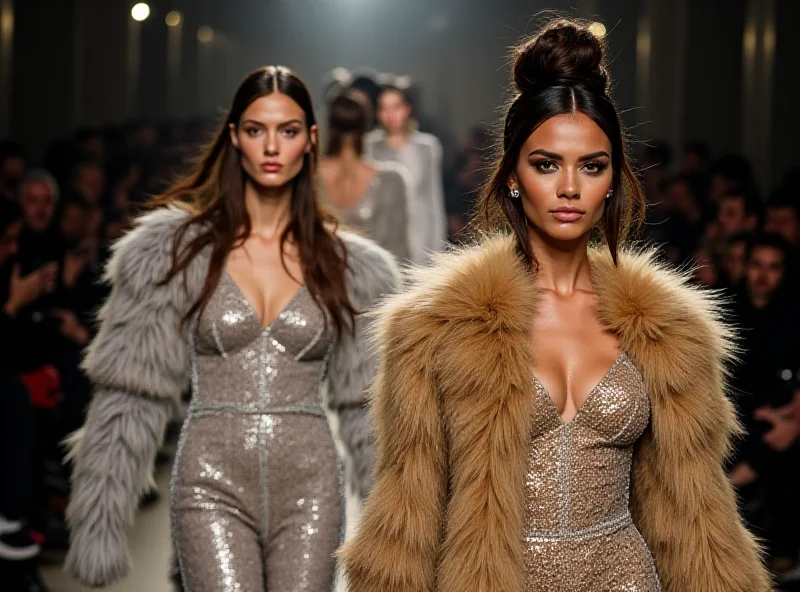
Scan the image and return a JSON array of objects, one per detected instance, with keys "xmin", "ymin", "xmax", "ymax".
[
  {"xmin": 525, "ymin": 353, "xmax": 661, "ymax": 591},
  {"xmin": 171, "ymin": 272, "xmax": 342, "ymax": 591}
]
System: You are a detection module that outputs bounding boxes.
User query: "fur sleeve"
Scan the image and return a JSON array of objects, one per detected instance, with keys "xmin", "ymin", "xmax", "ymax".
[
  {"xmin": 327, "ymin": 232, "xmax": 401, "ymax": 499},
  {"xmin": 81, "ymin": 208, "xmax": 203, "ymax": 399},
  {"xmin": 595, "ymin": 252, "xmax": 771, "ymax": 592},
  {"xmin": 64, "ymin": 208, "xmax": 206, "ymax": 587},
  {"xmin": 64, "ymin": 388, "xmax": 171, "ymax": 586},
  {"xmin": 338, "ymin": 296, "xmax": 447, "ymax": 592}
]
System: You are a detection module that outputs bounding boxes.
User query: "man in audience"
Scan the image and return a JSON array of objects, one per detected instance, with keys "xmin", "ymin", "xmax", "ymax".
[
  {"xmin": 716, "ymin": 189, "xmax": 762, "ymax": 239},
  {"xmin": 728, "ymin": 234, "xmax": 799, "ymax": 577},
  {"xmin": 722, "ymin": 232, "xmax": 750, "ymax": 288},
  {"xmin": 765, "ymin": 190, "xmax": 800, "ymax": 249}
]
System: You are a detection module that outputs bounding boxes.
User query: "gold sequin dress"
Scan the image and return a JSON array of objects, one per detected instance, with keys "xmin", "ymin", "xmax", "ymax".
[
  {"xmin": 171, "ymin": 272, "xmax": 342, "ymax": 591},
  {"xmin": 525, "ymin": 353, "xmax": 661, "ymax": 591}
]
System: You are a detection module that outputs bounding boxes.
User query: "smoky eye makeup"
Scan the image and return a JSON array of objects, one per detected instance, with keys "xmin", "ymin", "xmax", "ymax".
[
  {"xmin": 531, "ymin": 159, "xmax": 559, "ymax": 173},
  {"xmin": 582, "ymin": 161, "xmax": 609, "ymax": 175}
]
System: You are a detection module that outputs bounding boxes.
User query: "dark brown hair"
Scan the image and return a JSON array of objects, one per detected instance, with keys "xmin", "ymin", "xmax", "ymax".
[
  {"xmin": 474, "ymin": 18, "xmax": 646, "ymax": 268},
  {"xmin": 325, "ymin": 90, "xmax": 371, "ymax": 156},
  {"xmin": 151, "ymin": 66, "xmax": 357, "ymax": 336}
]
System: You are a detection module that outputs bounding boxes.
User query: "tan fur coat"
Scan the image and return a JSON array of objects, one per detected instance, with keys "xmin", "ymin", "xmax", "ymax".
[{"xmin": 340, "ymin": 235, "xmax": 770, "ymax": 592}]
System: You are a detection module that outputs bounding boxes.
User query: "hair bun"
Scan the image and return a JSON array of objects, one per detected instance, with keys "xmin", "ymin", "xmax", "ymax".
[{"xmin": 513, "ymin": 20, "xmax": 609, "ymax": 95}]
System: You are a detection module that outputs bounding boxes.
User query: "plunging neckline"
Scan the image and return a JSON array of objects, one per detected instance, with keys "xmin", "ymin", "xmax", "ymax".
[
  {"xmin": 223, "ymin": 270, "xmax": 306, "ymax": 332},
  {"xmin": 532, "ymin": 352, "xmax": 626, "ymax": 427}
]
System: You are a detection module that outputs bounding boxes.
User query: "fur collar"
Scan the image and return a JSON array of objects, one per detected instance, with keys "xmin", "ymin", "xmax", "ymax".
[
  {"xmin": 105, "ymin": 206, "xmax": 398, "ymax": 312},
  {"xmin": 343, "ymin": 233, "xmax": 768, "ymax": 592}
]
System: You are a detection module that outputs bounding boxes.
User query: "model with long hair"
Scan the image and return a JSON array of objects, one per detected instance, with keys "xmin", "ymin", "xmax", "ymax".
[
  {"xmin": 65, "ymin": 66, "xmax": 399, "ymax": 591},
  {"xmin": 320, "ymin": 89, "xmax": 411, "ymax": 262},
  {"xmin": 340, "ymin": 20, "xmax": 769, "ymax": 592},
  {"xmin": 365, "ymin": 81, "xmax": 446, "ymax": 263}
]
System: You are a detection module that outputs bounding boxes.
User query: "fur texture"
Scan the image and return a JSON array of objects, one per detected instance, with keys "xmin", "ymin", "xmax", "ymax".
[
  {"xmin": 64, "ymin": 388, "xmax": 171, "ymax": 586},
  {"xmin": 65, "ymin": 207, "xmax": 399, "ymax": 587},
  {"xmin": 340, "ymin": 235, "xmax": 770, "ymax": 592}
]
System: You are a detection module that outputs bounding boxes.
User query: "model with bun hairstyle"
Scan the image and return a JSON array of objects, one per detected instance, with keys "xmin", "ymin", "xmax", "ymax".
[
  {"xmin": 340, "ymin": 19, "xmax": 770, "ymax": 592},
  {"xmin": 365, "ymin": 79, "xmax": 447, "ymax": 263},
  {"xmin": 64, "ymin": 66, "xmax": 400, "ymax": 591},
  {"xmin": 320, "ymin": 89, "xmax": 412, "ymax": 262}
]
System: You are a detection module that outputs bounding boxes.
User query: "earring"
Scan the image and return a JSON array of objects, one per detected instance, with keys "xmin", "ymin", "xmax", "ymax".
[
  {"xmin": 510, "ymin": 188, "xmax": 520, "ymax": 199},
  {"xmin": 605, "ymin": 189, "xmax": 613, "ymax": 200}
]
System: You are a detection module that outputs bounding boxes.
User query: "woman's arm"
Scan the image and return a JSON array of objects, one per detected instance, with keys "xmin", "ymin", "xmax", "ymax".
[
  {"xmin": 327, "ymin": 233, "xmax": 401, "ymax": 499},
  {"xmin": 631, "ymin": 366, "xmax": 771, "ymax": 591},
  {"xmin": 64, "ymin": 210, "xmax": 198, "ymax": 587},
  {"xmin": 338, "ymin": 300, "xmax": 447, "ymax": 592}
]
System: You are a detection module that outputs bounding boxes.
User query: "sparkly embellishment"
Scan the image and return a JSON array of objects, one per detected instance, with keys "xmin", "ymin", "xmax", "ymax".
[
  {"xmin": 523, "ymin": 353, "xmax": 661, "ymax": 590},
  {"xmin": 222, "ymin": 309, "xmax": 246, "ymax": 326},
  {"xmin": 279, "ymin": 309, "xmax": 308, "ymax": 328},
  {"xmin": 358, "ymin": 205, "xmax": 373, "ymax": 220},
  {"xmin": 172, "ymin": 273, "xmax": 342, "ymax": 589}
]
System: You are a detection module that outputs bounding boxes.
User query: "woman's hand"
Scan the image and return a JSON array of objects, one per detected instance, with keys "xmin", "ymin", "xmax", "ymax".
[
  {"xmin": 54, "ymin": 308, "xmax": 90, "ymax": 346},
  {"xmin": 62, "ymin": 252, "xmax": 90, "ymax": 289},
  {"xmin": 3, "ymin": 262, "xmax": 58, "ymax": 316},
  {"xmin": 756, "ymin": 407, "xmax": 800, "ymax": 452}
]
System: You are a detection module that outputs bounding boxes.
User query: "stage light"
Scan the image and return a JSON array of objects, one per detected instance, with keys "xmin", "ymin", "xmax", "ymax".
[
  {"xmin": 165, "ymin": 11, "xmax": 182, "ymax": 27},
  {"xmin": 198, "ymin": 26, "xmax": 214, "ymax": 44},
  {"xmin": 588, "ymin": 21, "xmax": 607, "ymax": 38},
  {"xmin": 131, "ymin": 3, "xmax": 151, "ymax": 22}
]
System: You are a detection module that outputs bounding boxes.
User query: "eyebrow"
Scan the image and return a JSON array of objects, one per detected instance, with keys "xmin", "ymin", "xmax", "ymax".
[
  {"xmin": 241, "ymin": 118, "xmax": 304, "ymax": 128},
  {"xmin": 527, "ymin": 149, "xmax": 610, "ymax": 161}
]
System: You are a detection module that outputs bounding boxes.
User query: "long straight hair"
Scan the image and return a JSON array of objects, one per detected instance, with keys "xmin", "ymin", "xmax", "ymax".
[{"xmin": 151, "ymin": 66, "xmax": 357, "ymax": 336}]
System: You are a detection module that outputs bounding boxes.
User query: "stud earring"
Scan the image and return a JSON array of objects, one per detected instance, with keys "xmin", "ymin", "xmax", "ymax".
[
  {"xmin": 605, "ymin": 189, "xmax": 613, "ymax": 200},
  {"xmin": 510, "ymin": 188, "xmax": 520, "ymax": 199}
]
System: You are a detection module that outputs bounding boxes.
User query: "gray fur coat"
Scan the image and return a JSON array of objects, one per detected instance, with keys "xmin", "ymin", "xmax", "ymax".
[{"xmin": 63, "ymin": 207, "xmax": 400, "ymax": 587}]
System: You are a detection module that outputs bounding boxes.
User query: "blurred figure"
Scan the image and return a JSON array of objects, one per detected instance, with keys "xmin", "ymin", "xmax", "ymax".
[
  {"xmin": 106, "ymin": 157, "xmax": 142, "ymax": 214},
  {"xmin": 723, "ymin": 232, "xmax": 750, "ymax": 288},
  {"xmin": 728, "ymin": 233, "xmax": 800, "ymax": 576},
  {"xmin": 691, "ymin": 246, "xmax": 720, "ymax": 288},
  {"xmin": 16, "ymin": 169, "xmax": 61, "ymax": 277},
  {"xmin": 656, "ymin": 173, "xmax": 709, "ymax": 263},
  {"xmin": 764, "ymin": 189, "xmax": 800, "ymax": 249},
  {"xmin": 70, "ymin": 160, "xmax": 106, "ymax": 205},
  {"xmin": 366, "ymin": 82, "xmax": 447, "ymax": 262},
  {"xmin": 446, "ymin": 125, "xmax": 491, "ymax": 240},
  {"xmin": 0, "ymin": 142, "xmax": 27, "ymax": 201},
  {"xmin": 58, "ymin": 197, "xmax": 91, "ymax": 249},
  {"xmin": 349, "ymin": 67, "xmax": 383, "ymax": 122},
  {"xmin": 681, "ymin": 141, "xmax": 711, "ymax": 174},
  {"xmin": 0, "ymin": 198, "xmax": 54, "ymax": 592},
  {"xmin": 319, "ymin": 90, "xmax": 411, "ymax": 262},
  {"xmin": 715, "ymin": 189, "xmax": 761, "ymax": 239}
]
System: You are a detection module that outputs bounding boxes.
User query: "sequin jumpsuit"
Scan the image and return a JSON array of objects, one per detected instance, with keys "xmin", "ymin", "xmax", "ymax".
[
  {"xmin": 171, "ymin": 272, "xmax": 342, "ymax": 591},
  {"xmin": 525, "ymin": 353, "xmax": 661, "ymax": 591}
]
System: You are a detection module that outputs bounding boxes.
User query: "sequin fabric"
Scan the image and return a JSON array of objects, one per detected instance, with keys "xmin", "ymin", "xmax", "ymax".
[
  {"xmin": 171, "ymin": 272, "xmax": 341, "ymax": 591},
  {"xmin": 524, "ymin": 353, "xmax": 661, "ymax": 591}
]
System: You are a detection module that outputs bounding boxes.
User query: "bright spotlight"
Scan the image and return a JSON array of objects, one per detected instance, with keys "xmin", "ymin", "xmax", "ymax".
[
  {"xmin": 197, "ymin": 25, "xmax": 214, "ymax": 44},
  {"xmin": 588, "ymin": 21, "xmax": 607, "ymax": 38},
  {"xmin": 131, "ymin": 3, "xmax": 151, "ymax": 22},
  {"xmin": 165, "ymin": 11, "xmax": 182, "ymax": 27}
]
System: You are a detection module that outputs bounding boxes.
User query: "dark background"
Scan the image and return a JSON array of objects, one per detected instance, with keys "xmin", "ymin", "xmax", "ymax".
[{"xmin": 2, "ymin": 0, "xmax": 798, "ymax": 192}]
